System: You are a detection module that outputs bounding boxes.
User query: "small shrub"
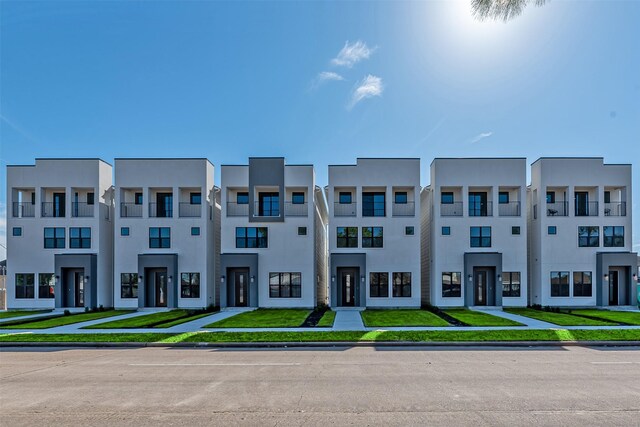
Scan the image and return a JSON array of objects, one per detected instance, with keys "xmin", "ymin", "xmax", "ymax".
[
  {"xmin": 64, "ymin": 309, "xmax": 71, "ymax": 316},
  {"xmin": 99, "ymin": 305, "xmax": 104, "ymax": 312}
]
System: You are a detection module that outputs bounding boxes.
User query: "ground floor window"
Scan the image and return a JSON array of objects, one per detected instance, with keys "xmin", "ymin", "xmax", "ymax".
[
  {"xmin": 442, "ymin": 272, "xmax": 461, "ymax": 298},
  {"xmin": 181, "ymin": 273, "xmax": 201, "ymax": 298},
  {"xmin": 38, "ymin": 273, "xmax": 55, "ymax": 299},
  {"xmin": 15, "ymin": 273, "xmax": 35, "ymax": 299},
  {"xmin": 269, "ymin": 272, "xmax": 301, "ymax": 298},
  {"xmin": 550, "ymin": 271, "xmax": 570, "ymax": 297},
  {"xmin": 393, "ymin": 272, "xmax": 412, "ymax": 297},
  {"xmin": 121, "ymin": 273, "xmax": 138, "ymax": 299},
  {"xmin": 502, "ymin": 272, "xmax": 521, "ymax": 297},
  {"xmin": 369, "ymin": 272, "xmax": 389, "ymax": 297},
  {"xmin": 573, "ymin": 271, "xmax": 592, "ymax": 297}
]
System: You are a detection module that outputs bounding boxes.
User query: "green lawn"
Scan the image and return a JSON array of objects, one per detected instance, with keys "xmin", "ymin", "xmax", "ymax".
[
  {"xmin": 505, "ymin": 308, "xmax": 616, "ymax": 326},
  {"xmin": 0, "ymin": 310, "xmax": 134, "ymax": 329},
  {"xmin": 569, "ymin": 310, "xmax": 640, "ymax": 326},
  {"xmin": 85, "ymin": 310, "xmax": 216, "ymax": 329},
  {"xmin": 2, "ymin": 329, "xmax": 639, "ymax": 343},
  {"xmin": 316, "ymin": 310, "xmax": 336, "ymax": 327},
  {"xmin": 0, "ymin": 310, "xmax": 52, "ymax": 320},
  {"xmin": 204, "ymin": 309, "xmax": 312, "ymax": 328},
  {"xmin": 360, "ymin": 309, "xmax": 450, "ymax": 327},
  {"xmin": 444, "ymin": 309, "xmax": 523, "ymax": 327}
]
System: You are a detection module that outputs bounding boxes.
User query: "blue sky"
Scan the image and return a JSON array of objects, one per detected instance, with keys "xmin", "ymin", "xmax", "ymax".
[{"xmin": 1, "ymin": 0, "xmax": 639, "ymax": 259}]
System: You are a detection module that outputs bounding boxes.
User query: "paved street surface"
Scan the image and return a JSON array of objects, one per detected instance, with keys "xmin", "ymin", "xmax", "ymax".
[{"xmin": 1, "ymin": 346, "xmax": 639, "ymax": 426}]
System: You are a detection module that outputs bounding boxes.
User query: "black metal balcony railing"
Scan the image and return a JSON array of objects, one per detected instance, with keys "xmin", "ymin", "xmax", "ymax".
[
  {"xmin": 334, "ymin": 202, "xmax": 357, "ymax": 217},
  {"xmin": 12, "ymin": 202, "xmax": 35, "ymax": 218},
  {"xmin": 392, "ymin": 202, "xmax": 415, "ymax": 217},
  {"xmin": 284, "ymin": 202, "xmax": 308, "ymax": 217},
  {"xmin": 546, "ymin": 201, "xmax": 569, "ymax": 217},
  {"xmin": 149, "ymin": 202, "xmax": 173, "ymax": 218},
  {"xmin": 253, "ymin": 201, "xmax": 280, "ymax": 217},
  {"xmin": 498, "ymin": 201, "xmax": 521, "ymax": 217},
  {"xmin": 604, "ymin": 202, "xmax": 626, "ymax": 217},
  {"xmin": 226, "ymin": 202, "xmax": 249, "ymax": 217},
  {"xmin": 71, "ymin": 202, "xmax": 94, "ymax": 218},
  {"xmin": 120, "ymin": 203, "xmax": 142, "ymax": 218},
  {"xmin": 41, "ymin": 202, "xmax": 65, "ymax": 218},
  {"xmin": 179, "ymin": 202, "xmax": 201, "ymax": 218},
  {"xmin": 575, "ymin": 201, "xmax": 598, "ymax": 217},
  {"xmin": 440, "ymin": 202, "xmax": 463, "ymax": 217},
  {"xmin": 468, "ymin": 201, "xmax": 493, "ymax": 217}
]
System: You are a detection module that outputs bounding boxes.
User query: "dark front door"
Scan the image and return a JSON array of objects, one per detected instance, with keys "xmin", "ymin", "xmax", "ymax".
[
  {"xmin": 339, "ymin": 268, "xmax": 357, "ymax": 307},
  {"xmin": 474, "ymin": 269, "xmax": 488, "ymax": 306},
  {"xmin": 156, "ymin": 192, "xmax": 173, "ymax": 217},
  {"xmin": 63, "ymin": 268, "xmax": 84, "ymax": 307},
  {"xmin": 155, "ymin": 270, "xmax": 168, "ymax": 307},
  {"xmin": 233, "ymin": 269, "xmax": 249, "ymax": 307},
  {"xmin": 74, "ymin": 271, "xmax": 84, "ymax": 307},
  {"xmin": 575, "ymin": 191, "xmax": 589, "ymax": 216},
  {"xmin": 609, "ymin": 270, "xmax": 619, "ymax": 306}
]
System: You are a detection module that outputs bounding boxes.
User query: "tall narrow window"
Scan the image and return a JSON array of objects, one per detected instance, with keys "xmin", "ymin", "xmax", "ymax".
[
  {"xmin": 502, "ymin": 272, "xmax": 521, "ymax": 297},
  {"xmin": 87, "ymin": 192, "xmax": 95, "ymax": 205},
  {"xmin": 392, "ymin": 272, "xmax": 412, "ymax": 297},
  {"xmin": 258, "ymin": 192, "xmax": 279, "ymax": 216},
  {"xmin": 550, "ymin": 271, "xmax": 570, "ymax": 297},
  {"xmin": 369, "ymin": 272, "xmax": 389, "ymax": 297},
  {"xmin": 120, "ymin": 273, "xmax": 139, "ymax": 299},
  {"xmin": 573, "ymin": 271, "xmax": 592, "ymax": 297},
  {"xmin": 38, "ymin": 273, "xmax": 55, "ymax": 299},
  {"xmin": 15, "ymin": 273, "xmax": 35, "ymax": 299},
  {"xmin": 442, "ymin": 272, "xmax": 461, "ymax": 297},
  {"xmin": 181, "ymin": 273, "xmax": 201, "ymax": 298},
  {"xmin": 468, "ymin": 192, "xmax": 488, "ymax": 216}
]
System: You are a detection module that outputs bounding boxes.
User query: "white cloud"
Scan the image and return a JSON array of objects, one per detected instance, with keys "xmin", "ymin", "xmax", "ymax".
[
  {"xmin": 470, "ymin": 132, "xmax": 493, "ymax": 143},
  {"xmin": 331, "ymin": 40, "xmax": 376, "ymax": 68},
  {"xmin": 348, "ymin": 75, "xmax": 384, "ymax": 110},
  {"xmin": 310, "ymin": 71, "xmax": 345, "ymax": 90}
]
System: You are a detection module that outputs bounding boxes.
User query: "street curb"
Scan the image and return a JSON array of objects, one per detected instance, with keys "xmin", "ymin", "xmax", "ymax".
[{"xmin": 1, "ymin": 340, "xmax": 640, "ymax": 349}]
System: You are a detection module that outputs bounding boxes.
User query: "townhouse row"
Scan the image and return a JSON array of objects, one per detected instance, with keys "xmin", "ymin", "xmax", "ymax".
[{"xmin": 6, "ymin": 157, "xmax": 638, "ymax": 310}]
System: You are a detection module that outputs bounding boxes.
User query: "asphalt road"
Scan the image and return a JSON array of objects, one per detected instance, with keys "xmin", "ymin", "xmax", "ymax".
[{"xmin": 1, "ymin": 345, "xmax": 639, "ymax": 426}]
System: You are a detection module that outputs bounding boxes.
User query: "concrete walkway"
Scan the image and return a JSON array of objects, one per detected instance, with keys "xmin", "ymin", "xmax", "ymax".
[
  {"xmin": 470, "ymin": 307, "xmax": 557, "ymax": 328},
  {"xmin": 333, "ymin": 310, "xmax": 366, "ymax": 331}
]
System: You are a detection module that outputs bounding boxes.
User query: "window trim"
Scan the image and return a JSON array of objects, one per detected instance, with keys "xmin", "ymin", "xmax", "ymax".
[
  {"xmin": 337, "ymin": 226, "xmax": 358, "ymax": 248},
  {"xmin": 369, "ymin": 272, "xmax": 389, "ymax": 298},
  {"xmin": 392, "ymin": 272, "xmax": 412, "ymax": 298},
  {"xmin": 120, "ymin": 273, "xmax": 139, "ymax": 299},
  {"xmin": 180, "ymin": 272, "xmax": 201, "ymax": 298},
  {"xmin": 38, "ymin": 273, "xmax": 55, "ymax": 299},
  {"xmin": 548, "ymin": 226, "xmax": 557, "ymax": 235},
  {"xmin": 362, "ymin": 226, "xmax": 383, "ymax": 248},
  {"xmin": 269, "ymin": 272, "xmax": 302, "ymax": 298},
  {"xmin": 470, "ymin": 226, "xmax": 491, "ymax": 248},
  {"xmin": 442, "ymin": 272, "xmax": 462, "ymax": 298}
]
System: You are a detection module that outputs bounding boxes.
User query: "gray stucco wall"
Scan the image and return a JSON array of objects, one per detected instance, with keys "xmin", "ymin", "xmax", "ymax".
[
  {"xmin": 220, "ymin": 253, "xmax": 259, "ymax": 307},
  {"xmin": 54, "ymin": 253, "xmax": 98, "ymax": 309},
  {"xmin": 137, "ymin": 253, "xmax": 178, "ymax": 308},
  {"xmin": 596, "ymin": 252, "xmax": 638, "ymax": 307},
  {"xmin": 330, "ymin": 253, "xmax": 366, "ymax": 307},
  {"xmin": 248, "ymin": 157, "xmax": 285, "ymax": 223},
  {"xmin": 463, "ymin": 252, "xmax": 503, "ymax": 307}
]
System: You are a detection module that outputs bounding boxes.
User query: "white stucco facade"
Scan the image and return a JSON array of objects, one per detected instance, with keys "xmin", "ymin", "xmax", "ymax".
[
  {"xmin": 425, "ymin": 158, "xmax": 528, "ymax": 308},
  {"xmin": 327, "ymin": 158, "xmax": 421, "ymax": 308},
  {"xmin": 6, "ymin": 159, "xmax": 114, "ymax": 309},
  {"xmin": 528, "ymin": 158, "xmax": 637, "ymax": 307}
]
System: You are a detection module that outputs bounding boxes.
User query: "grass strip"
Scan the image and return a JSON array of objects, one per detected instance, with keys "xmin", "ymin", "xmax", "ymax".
[
  {"xmin": 361, "ymin": 309, "xmax": 450, "ymax": 327},
  {"xmin": 316, "ymin": 310, "xmax": 336, "ymax": 327},
  {"xmin": 444, "ymin": 309, "xmax": 523, "ymax": 327},
  {"xmin": 0, "ymin": 310, "xmax": 52, "ymax": 320},
  {"xmin": 505, "ymin": 308, "xmax": 616, "ymax": 326},
  {"xmin": 0, "ymin": 310, "xmax": 134, "ymax": 330},
  {"xmin": 205, "ymin": 309, "xmax": 312, "ymax": 328},
  {"xmin": 84, "ymin": 310, "xmax": 215, "ymax": 329},
  {"xmin": 0, "ymin": 333, "xmax": 174, "ymax": 343},
  {"xmin": 568, "ymin": 310, "xmax": 640, "ymax": 326}
]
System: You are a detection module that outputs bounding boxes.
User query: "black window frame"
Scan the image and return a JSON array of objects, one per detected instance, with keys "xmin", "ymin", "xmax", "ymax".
[
  {"xmin": 291, "ymin": 192, "xmax": 305, "ymax": 204},
  {"xmin": 405, "ymin": 226, "xmax": 414, "ymax": 236},
  {"xmin": 149, "ymin": 227, "xmax": 171, "ymax": 248},
  {"xmin": 550, "ymin": 271, "xmax": 570, "ymax": 297},
  {"xmin": 512, "ymin": 226, "xmax": 520, "ymax": 235},
  {"xmin": 38, "ymin": 273, "xmax": 55, "ymax": 299},
  {"xmin": 298, "ymin": 226, "xmax": 307, "ymax": 236},
  {"xmin": 134, "ymin": 192, "xmax": 143, "ymax": 205},
  {"xmin": 362, "ymin": 226, "xmax": 383, "ymax": 248},
  {"xmin": 337, "ymin": 227, "xmax": 358, "ymax": 248},
  {"xmin": 604, "ymin": 191, "xmax": 611, "ymax": 204},
  {"xmin": 269, "ymin": 272, "xmax": 302, "ymax": 298},
  {"xmin": 442, "ymin": 272, "xmax": 461, "ymax": 298},
  {"xmin": 499, "ymin": 192, "xmax": 510, "ymax": 204},
  {"xmin": 441, "ymin": 192, "xmax": 454, "ymax": 204},
  {"xmin": 502, "ymin": 272, "xmax": 521, "ymax": 297},
  {"xmin": 470, "ymin": 226, "xmax": 491, "ymax": 248},
  {"xmin": 44, "ymin": 227, "xmax": 65, "ymax": 249},
  {"xmin": 573, "ymin": 271, "xmax": 592, "ymax": 297},
  {"xmin": 87, "ymin": 192, "xmax": 95, "ymax": 205},
  {"xmin": 121, "ymin": 227, "xmax": 130, "ymax": 236},
  {"xmin": 69, "ymin": 227, "xmax": 91, "ymax": 249},
  {"xmin": 258, "ymin": 192, "xmax": 280, "ymax": 216},
  {"xmin": 578, "ymin": 226, "xmax": 599, "ymax": 247},
  {"xmin": 338, "ymin": 192, "xmax": 352, "ymax": 204},
  {"xmin": 235, "ymin": 227, "xmax": 268, "ymax": 248},
  {"xmin": 369, "ymin": 272, "xmax": 389, "ymax": 297},
  {"xmin": 603, "ymin": 226, "xmax": 624, "ymax": 247},
  {"xmin": 546, "ymin": 191, "xmax": 555, "ymax": 204},
  {"xmin": 120, "ymin": 273, "xmax": 139, "ymax": 299},
  {"xmin": 362, "ymin": 192, "xmax": 385, "ymax": 217},
  {"xmin": 190, "ymin": 192, "xmax": 202, "ymax": 205},
  {"xmin": 236, "ymin": 192, "xmax": 249, "ymax": 205},
  {"xmin": 15, "ymin": 273, "xmax": 35, "ymax": 299},
  {"xmin": 181, "ymin": 272, "xmax": 201, "ymax": 298},
  {"xmin": 191, "ymin": 227, "xmax": 200, "ymax": 236},
  {"xmin": 13, "ymin": 227, "xmax": 22, "ymax": 237},
  {"xmin": 394, "ymin": 192, "xmax": 408, "ymax": 204},
  {"xmin": 548, "ymin": 226, "xmax": 557, "ymax": 235},
  {"xmin": 442, "ymin": 226, "xmax": 451, "ymax": 236},
  {"xmin": 392, "ymin": 272, "xmax": 412, "ymax": 297}
]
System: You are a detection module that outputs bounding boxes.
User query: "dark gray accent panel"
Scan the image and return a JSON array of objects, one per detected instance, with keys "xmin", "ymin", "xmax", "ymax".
[
  {"xmin": 220, "ymin": 253, "xmax": 259, "ymax": 307},
  {"xmin": 54, "ymin": 254, "xmax": 97, "ymax": 309},
  {"xmin": 596, "ymin": 252, "xmax": 638, "ymax": 307},
  {"xmin": 463, "ymin": 252, "xmax": 503, "ymax": 307},
  {"xmin": 248, "ymin": 157, "xmax": 285, "ymax": 223},
  {"xmin": 137, "ymin": 254, "xmax": 178, "ymax": 308},
  {"xmin": 330, "ymin": 253, "xmax": 366, "ymax": 307}
]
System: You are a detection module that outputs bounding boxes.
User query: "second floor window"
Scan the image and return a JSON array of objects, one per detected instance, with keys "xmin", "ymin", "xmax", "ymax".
[
  {"xmin": 362, "ymin": 192, "xmax": 385, "ymax": 216},
  {"xmin": 394, "ymin": 192, "xmax": 408, "ymax": 204},
  {"xmin": 190, "ymin": 192, "xmax": 202, "ymax": 204},
  {"xmin": 237, "ymin": 192, "xmax": 249, "ymax": 204},
  {"xmin": 70, "ymin": 227, "xmax": 91, "ymax": 249},
  {"xmin": 603, "ymin": 226, "xmax": 624, "ymax": 247},
  {"xmin": 44, "ymin": 227, "xmax": 65, "ymax": 249},
  {"xmin": 578, "ymin": 226, "xmax": 599, "ymax": 247},
  {"xmin": 149, "ymin": 227, "xmax": 170, "ymax": 248},
  {"xmin": 339, "ymin": 192, "xmax": 352, "ymax": 204},
  {"xmin": 259, "ymin": 192, "xmax": 279, "ymax": 216},
  {"xmin": 470, "ymin": 226, "xmax": 491, "ymax": 248},
  {"xmin": 337, "ymin": 227, "xmax": 358, "ymax": 248},
  {"xmin": 441, "ymin": 192, "xmax": 454, "ymax": 204},
  {"xmin": 362, "ymin": 227, "xmax": 383, "ymax": 248},
  {"xmin": 236, "ymin": 227, "xmax": 268, "ymax": 248},
  {"xmin": 292, "ymin": 192, "xmax": 305, "ymax": 204}
]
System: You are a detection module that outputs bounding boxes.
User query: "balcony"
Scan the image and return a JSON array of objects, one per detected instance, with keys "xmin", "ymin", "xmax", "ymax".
[
  {"xmin": 498, "ymin": 201, "xmax": 521, "ymax": 217},
  {"xmin": 334, "ymin": 202, "xmax": 357, "ymax": 217},
  {"xmin": 284, "ymin": 202, "xmax": 308, "ymax": 217},
  {"xmin": 179, "ymin": 202, "xmax": 201, "ymax": 218},
  {"xmin": 468, "ymin": 201, "xmax": 492, "ymax": 217},
  {"xmin": 546, "ymin": 202, "xmax": 569, "ymax": 217},
  {"xmin": 226, "ymin": 202, "xmax": 249, "ymax": 217},
  {"xmin": 253, "ymin": 201, "xmax": 280, "ymax": 217},
  {"xmin": 575, "ymin": 201, "xmax": 598, "ymax": 217},
  {"xmin": 149, "ymin": 202, "xmax": 173, "ymax": 218},
  {"xmin": 41, "ymin": 202, "xmax": 65, "ymax": 218},
  {"xmin": 441, "ymin": 202, "xmax": 463, "ymax": 217},
  {"xmin": 71, "ymin": 202, "xmax": 94, "ymax": 218},
  {"xmin": 120, "ymin": 203, "xmax": 142, "ymax": 218},
  {"xmin": 12, "ymin": 202, "xmax": 35, "ymax": 218},
  {"xmin": 392, "ymin": 202, "xmax": 415, "ymax": 217},
  {"xmin": 604, "ymin": 202, "xmax": 626, "ymax": 217}
]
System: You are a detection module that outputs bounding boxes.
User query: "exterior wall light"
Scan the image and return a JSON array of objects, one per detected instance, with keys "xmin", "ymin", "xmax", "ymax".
[
  {"xmin": 220, "ymin": 275, "xmax": 225, "ymax": 283},
  {"xmin": 497, "ymin": 274, "xmax": 502, "ymax": 282},
  {"xmin": 361, "ymin": 275, "xmax": 365, "ymax": 283},
  {"xmin": 331, "ymin": 275, "xmax": 335, "ymax": 282},
  {"xmin": 468, "ymin": 274, "xmax": 473, "ymax": 282},
  {"xmin": 604, "ymin": 273, "xmax": 609, "ymax": 281},
  {"xmin": 168, "ymin": 275, "xmax": 173, "ymax": 284},
  {"xmin": 250, "ymin": 276, "xmax": 255, "ymax": 283}
]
